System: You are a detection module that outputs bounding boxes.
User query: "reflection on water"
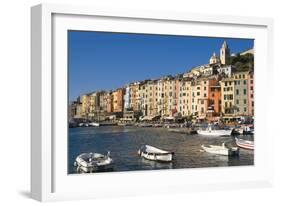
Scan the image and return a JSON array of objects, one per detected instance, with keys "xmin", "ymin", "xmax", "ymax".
[{"xmin": 68, "ymin": 126, "xmax": 254, "ymax": 174}]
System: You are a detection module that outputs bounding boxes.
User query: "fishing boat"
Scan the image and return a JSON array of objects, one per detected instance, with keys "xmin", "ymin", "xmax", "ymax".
[
  {"xmin": 201, "ymin": 143, "xmax": 239, "ymax": 156},
  {"xmin": 74, "ymin": 152, "xmax": 113, "ymax": 172},
  {"xmin": 235, "ymin": 138, "xmax": 254, "ymax": 150},
  {"xmin": 138, "ymin": 145, "xmax": 174, "ymax": 162},
  {"xmin": 197, "ymin": 124, "xmax": 232, "ymax": 136}
]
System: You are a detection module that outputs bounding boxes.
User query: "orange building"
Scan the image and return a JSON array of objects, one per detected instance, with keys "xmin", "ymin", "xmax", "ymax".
[
  {"xmin": 209, "ymin": 85, "xmax": 221, "ymax": 115},
  {"xmin": 112, "ymin": 88, "xmax": 125, "ymax": 113}
]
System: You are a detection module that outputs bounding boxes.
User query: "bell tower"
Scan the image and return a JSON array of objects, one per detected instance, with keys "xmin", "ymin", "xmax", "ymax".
[{"xmin": 220, "ymin": 40, "xmax": 230, "ymax": 65}]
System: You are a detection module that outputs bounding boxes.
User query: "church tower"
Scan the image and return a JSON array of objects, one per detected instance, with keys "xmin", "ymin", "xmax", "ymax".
[{"xmin": 220, "ymin": 40, "xmax": 230, "ymax": 65}]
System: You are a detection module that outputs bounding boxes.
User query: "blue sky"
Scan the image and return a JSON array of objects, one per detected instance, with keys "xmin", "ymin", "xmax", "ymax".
[{"xmin": 68, "ymin": 31, "xmax": 254, "ymax": 101}]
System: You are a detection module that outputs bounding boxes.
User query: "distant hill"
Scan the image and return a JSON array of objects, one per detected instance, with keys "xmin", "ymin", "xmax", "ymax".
[{"xmin": 230, "ymin": 53, "xmax": 254, "ymax": 72}]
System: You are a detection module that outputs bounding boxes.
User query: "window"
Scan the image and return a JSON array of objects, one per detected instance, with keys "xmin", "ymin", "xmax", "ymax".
[
  {"xmin": 236, "ymin": 89, "xmax": 239, "ymax": 95},
  {"xmin": 197, "ymin": 92, "xmax": 200, "ymax": 96},
  {"xmin": 243, "ymin": 80, "xmax": 247, "ymax": 85},
  {"xmin": 244, "ymin": 89, "xmax": 247, "ymax": 95},
  {"xmin": 236, "ymin": 100, "xmax": 239, "ymax": 104},
  {"xmin": 201, "ymin": 100, "xmax": 204, "ymax": 104},
  {"xmin": 224, "ymin": 95, "xmax": 226, "ymax": 100},
  {"xmin": 183, "ymin": 93, "xmax": 186, "ymax": 96},
  {"xmin": 244, "ymin": 99, "xmax": 247, "ymax": 104},
  {"xmin": 251, "ymin": 94, "xmax": 254, "ymax": 98},
  {"xmin": 244, "ymin": 107, "xmax": 247, "ymax": 112},
  {"xmin": 204, "ymin": 86, "xmax": 206, "ymax": 90},
  {"xmin": 225, "ymin": 82, "xmax": 228, "ymax": 86},
  {"xmin": 252, "ymin": 101, "xmax": 254, "ymax": 107},
  {"xmin": 225, "ymin": 102, "xmax": 228, "ymax": 107},
  {"xmin": 242, "ymin": 74, "xmax": 245, "ymax": 78},
  {"xmin": 250, "ymin": 86, "xmax": 253, "ymax": 90},
  {"xmin": 204, "ymin": 93, "xmax": 207, "ymax": 97}
]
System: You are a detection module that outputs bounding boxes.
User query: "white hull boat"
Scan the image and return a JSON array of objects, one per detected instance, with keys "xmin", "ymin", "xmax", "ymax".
[
  {"xmin": 74, "ymin": 152, "xmax": 113, "ymax": 172},
  {"xmin": 197, "ymin": 125, "xmax": 232, "ymax": 136},
  {"xmin": 197, "ymin": 129, "xmax": 232, "ymax": 136},
  {"xmin": 201, "ymin": 143, "xmax": 239, "ymax": 156},
  {"xmin": 138, "ymin": 145, "xmax": 174, "ymax": 162},
  {"xmin": 89, "ymin": 122, "xmax": 100, "ymax": 127},
  {"xmin": 235, "ymin": 138, "xmax": 254, "ymax": 150}
]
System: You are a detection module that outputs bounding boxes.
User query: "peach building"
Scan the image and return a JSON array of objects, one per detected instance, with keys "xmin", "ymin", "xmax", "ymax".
[{"xmin": 112, "ymin": 88, "xmax": 125, "ymax": 113}]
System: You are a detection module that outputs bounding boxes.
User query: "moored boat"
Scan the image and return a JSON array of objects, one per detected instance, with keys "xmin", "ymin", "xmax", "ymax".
[
  {"xmin": 235, "ymin": 138, "xmax": 254, "ymax": 150},
  {"xmin": 138, "ymin": 123, "xmax": 153, "ymax": 127},
  {"xmin": 201, "ymin": 143, "xmax": 239, "ymax": 156},
  {"xmin": 74, "ymin": 152, "xmax": 113, "ymax": 172},
  {"xmin": 88, "ymin": 122, "xmax": 100, "ymax": 127},
  {"xmin": 197, "ymin": 124, "xmax": 232, "ymax": 136},
  {"xmin": 138, "ymin": 145, "xmax": 174, "ymax": 162}
]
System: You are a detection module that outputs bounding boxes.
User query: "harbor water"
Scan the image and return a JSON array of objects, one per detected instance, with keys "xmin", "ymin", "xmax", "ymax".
[{"xmin": 68, "ymin": 126, "xmax": 254, "ymax": 174}]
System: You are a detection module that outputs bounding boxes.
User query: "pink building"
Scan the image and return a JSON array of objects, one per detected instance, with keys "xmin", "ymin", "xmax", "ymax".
[{"xmin": 247, "ymin": 72, "xmax": 254, "ymax": 116}]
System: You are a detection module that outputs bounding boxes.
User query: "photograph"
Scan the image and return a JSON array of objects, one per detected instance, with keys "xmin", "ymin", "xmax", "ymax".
[{"xmin": 68, "ymin": 31, "xmax": 254, "ymax": 174}]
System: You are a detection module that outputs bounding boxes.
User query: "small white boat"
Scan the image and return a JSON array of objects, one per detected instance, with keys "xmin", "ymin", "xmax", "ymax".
[
  {"xmin": 89, "ymin": 122, "xmax": 100, "ymax": 127},
  {"xmin": 138, "ymin": 145, "xmax": 174, "ymax": 162},
  {"xmin": 74, "ymin": 152, "xmax": 113, "ymax": 172},
  {"xmin": 197, "ymin": 124, "xmax": 232, "ymax": 136},
  {"xmin": 201, "ymin": 143, "xmax": 239, "ymax": 156},
  {"xmin": 235, "ymin": 138, "xmax": 254, "ymax": 150}
]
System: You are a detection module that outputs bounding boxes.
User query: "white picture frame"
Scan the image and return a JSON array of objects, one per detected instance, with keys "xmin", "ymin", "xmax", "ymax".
[{"xmin": 31, "ymin": 3, "xmax": 274, "ymax": 202}]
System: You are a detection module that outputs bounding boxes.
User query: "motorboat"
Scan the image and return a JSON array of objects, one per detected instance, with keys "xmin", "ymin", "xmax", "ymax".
[
  {"xmin": 235, "ymin": 138, "xmax": 254, "ymax": 150},
  {"xmin": 74, "ymin": 152, "xmax": 113, "ymax": 172},
  {"xmin": 138, "ymin": 145, "xmax": 174, "ymax": 162},
  {"xmin": 88, "ymin": 122, "xmax": 100, "ymax": 127},
  {"xmin": 233, "ymin": 125, "xmax": 254, "ymax": 135},
  {"xmin": 197, "ymin": 124, "xmax": 232, "ymax": 136},
  {"xmin": 201, "ymin": 143, "xmax": 239, "ymax": 156},
  {"xmin": 138, "ymin": 123, "xmax": 153, "ymax": 127}
]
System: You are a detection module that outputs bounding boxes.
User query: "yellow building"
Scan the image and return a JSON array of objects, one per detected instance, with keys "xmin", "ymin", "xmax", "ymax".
[
  {"xmin": 177, "ymin": 77, "xmax": 192, "ymax": 117},
  {"xmin": 81, "ymin": 94, "xmax": 90, "ymax": 118},
  {"xmin": 220, "ymin": 77, "xmax": 235, "ymax": 116}
]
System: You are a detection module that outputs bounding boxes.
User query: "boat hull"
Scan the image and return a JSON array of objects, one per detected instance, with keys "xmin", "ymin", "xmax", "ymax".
[
  {"xmin": 138, "ymin": 145, "xmax": 174, "ymax": 162},
  {"xmin": 235, "ymin": 138, "xmax": 254, "ymax": 150},
  {"xmin": 201, "ymin": 145, "xmax": 239, "ymax": 156},
  {"xmin": 74, "ymin": 152, "xmax": 113, "ymax": 173},
  {"xmin": 139, "ymin": 152, "xmax": 173, "ymax": 162},
  {"xmin": 197, "ymin": 129, "xmax": 232, "ymax": 136}
]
